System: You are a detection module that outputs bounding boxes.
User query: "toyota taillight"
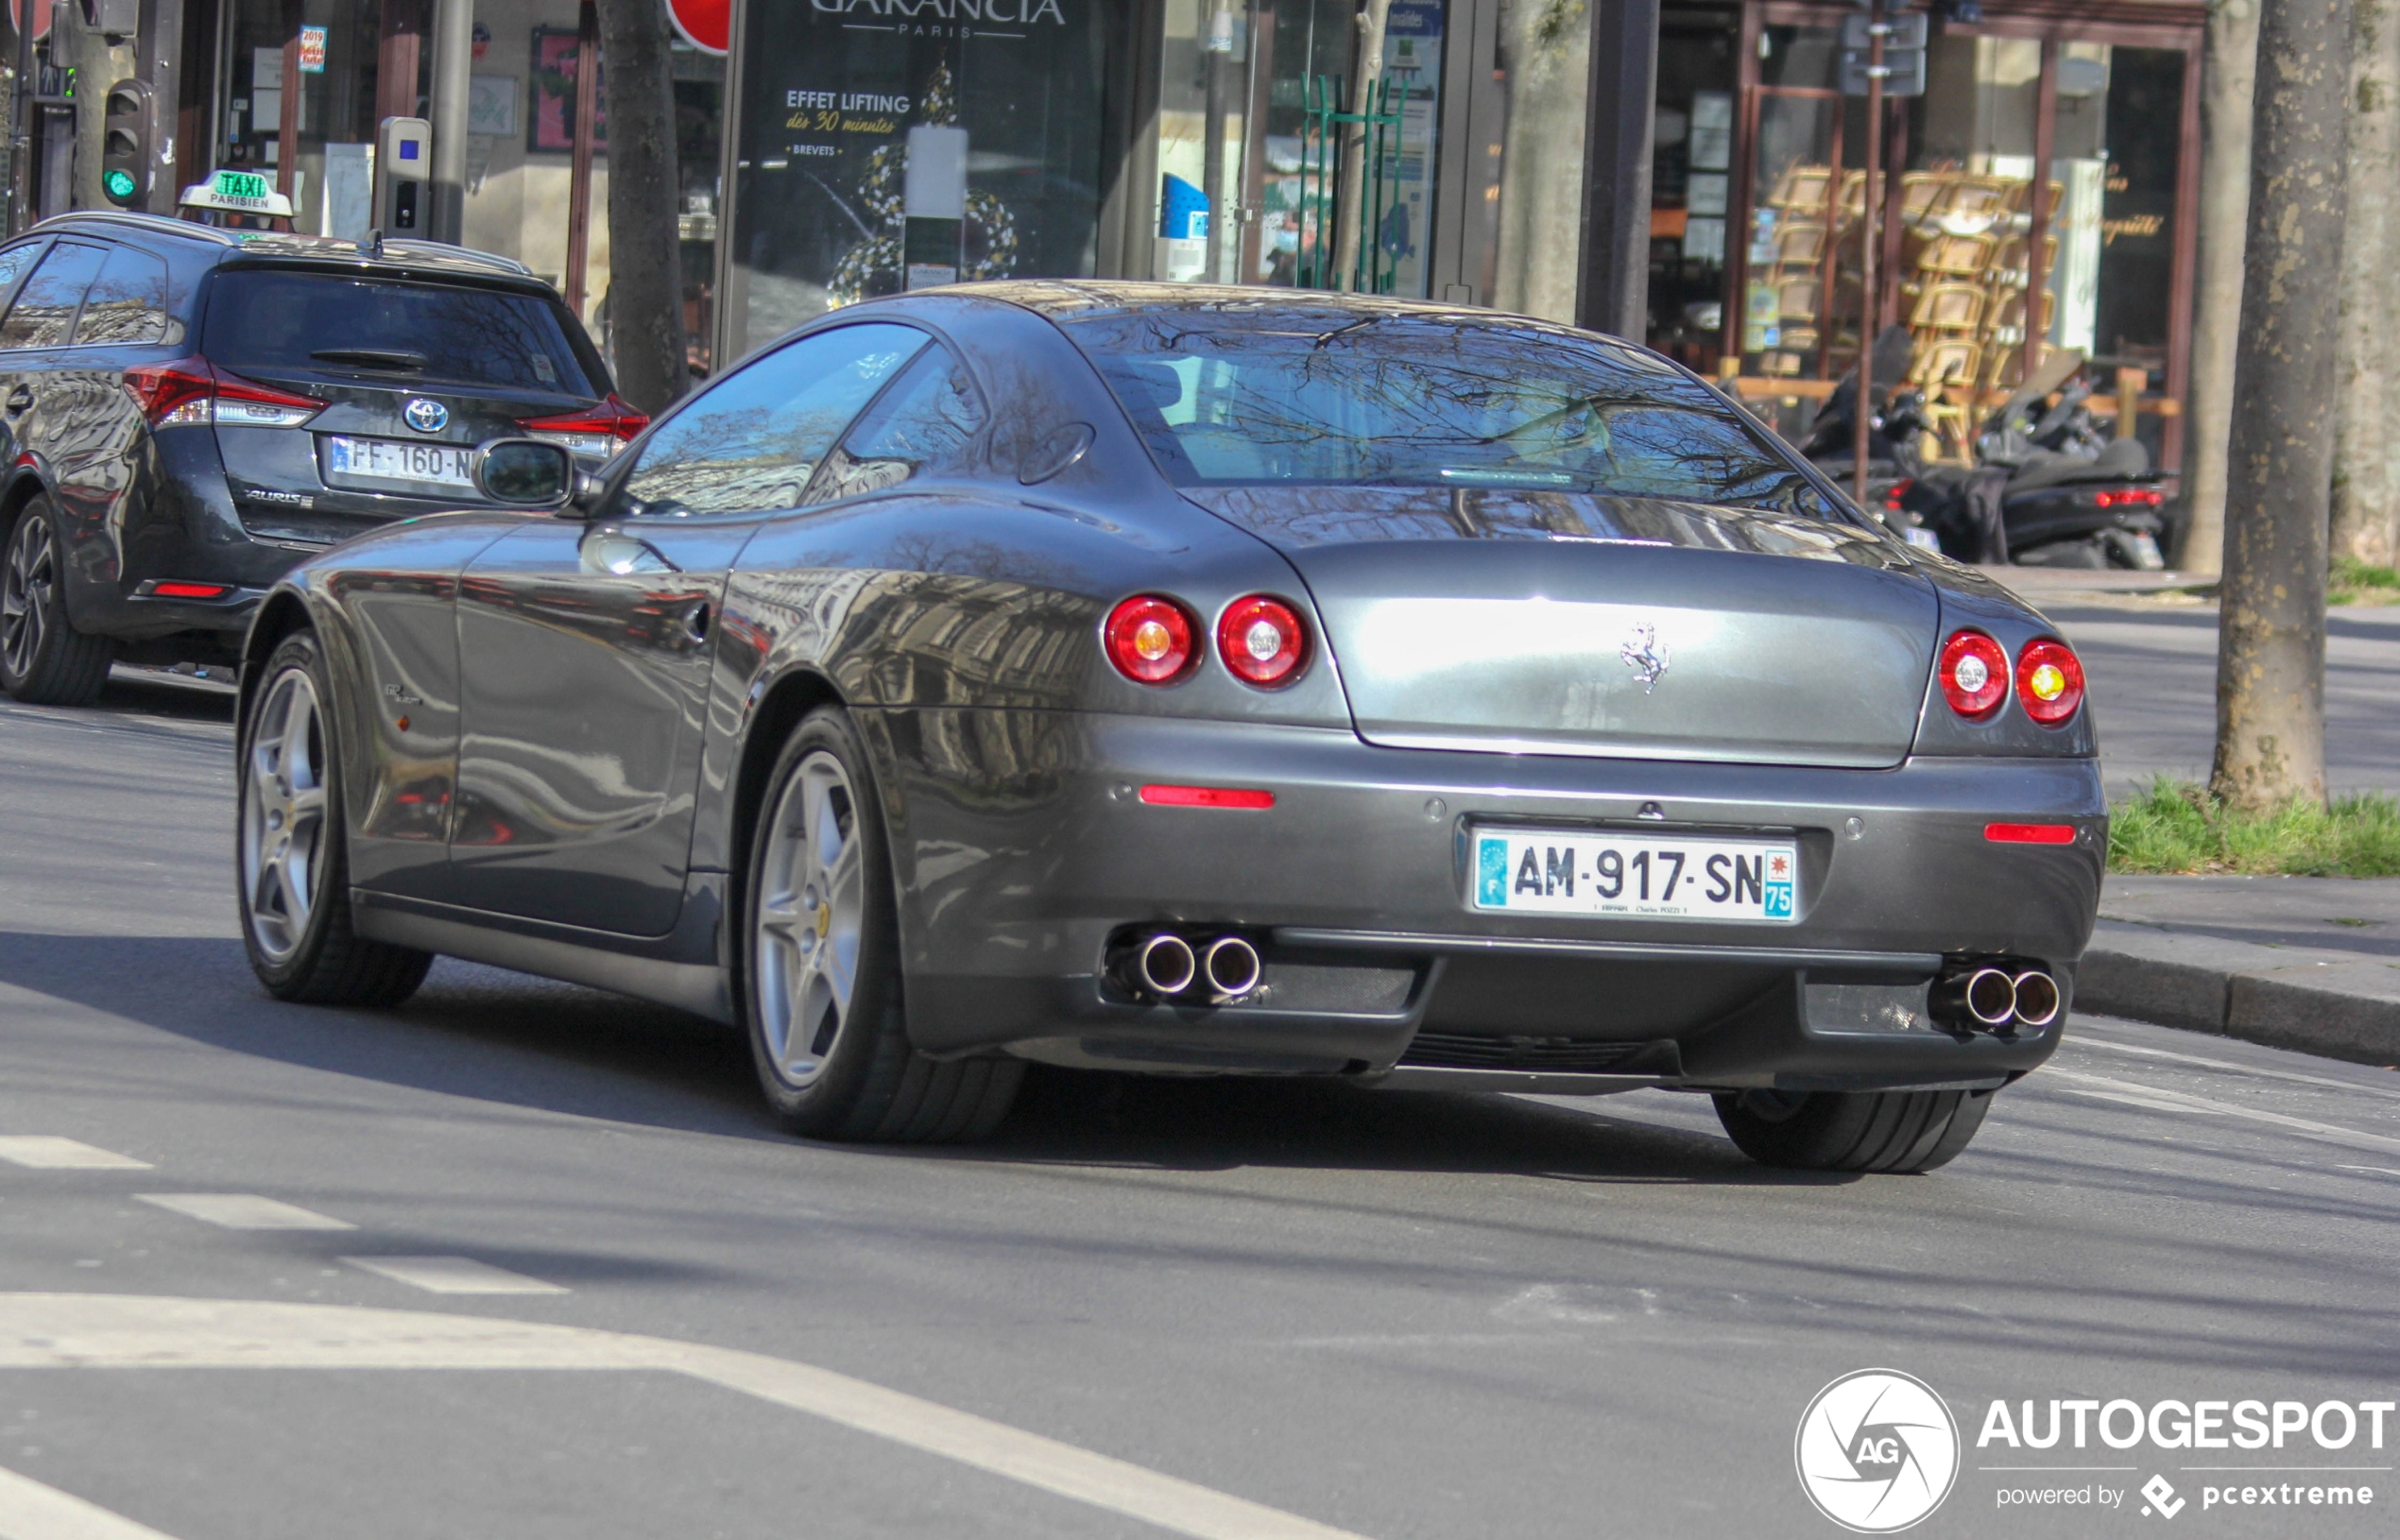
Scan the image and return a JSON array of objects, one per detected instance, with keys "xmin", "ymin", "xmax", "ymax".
[
  {"xmin": 1103, "ymin": 595, "xmax": 1197, "ymax": 683},
  {"xmin": 520, "ymin": 394, "xmax": 649, "ymax": 460},
  {"xmin": 1215, "ymin": 594, "xmax": 1307, "ymax": 687},
  {"xmin": 2015, "ymin": 638, "xmax": 2085, "ymax": 726},
  {"xmin": 1938, "ymin": 629, "xmax": 2010, "ymax": 718},
  {"xmin": 123, "ymin": 358, "xmax": 323, "ymax": 428}
]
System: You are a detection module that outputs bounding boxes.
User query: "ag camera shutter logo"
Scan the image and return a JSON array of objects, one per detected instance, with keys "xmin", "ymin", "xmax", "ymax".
[{"xmin": 1795, "ymin": 1369, "xmax": 1961, "ymax": 1532}]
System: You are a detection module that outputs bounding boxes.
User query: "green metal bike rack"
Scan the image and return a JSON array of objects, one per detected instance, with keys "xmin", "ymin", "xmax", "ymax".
[{"xmin": 1295, "ymin": 73, "xmax": 1409, "ymax": 294}]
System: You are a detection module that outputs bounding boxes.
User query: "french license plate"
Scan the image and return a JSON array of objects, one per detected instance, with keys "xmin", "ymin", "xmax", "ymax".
[
  {"xmin": 1470, "ymin": 827, "xmax": 1798, "ymax": 923},
  {"xmin": 324, "ymin": 435, "xmax": 472, "ymax": 491}
]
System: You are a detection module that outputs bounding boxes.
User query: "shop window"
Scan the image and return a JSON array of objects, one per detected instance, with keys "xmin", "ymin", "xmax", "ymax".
[
  {"xmin": 2089, "ymin": 46, "xmax": 2185, "ymax": 383},
  {"xmin": 1647, "ymin": 8, "xmax": 1737, "ymax": 368},
  {"xmin": 724, "ymin": 2, "xmax": 1108, "ymax": 361}
]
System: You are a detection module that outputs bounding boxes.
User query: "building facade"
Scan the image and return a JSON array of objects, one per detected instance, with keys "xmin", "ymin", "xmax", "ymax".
[{"xmin": 80, "ymin": 0, "xmax": 2196, "ymax": 457}]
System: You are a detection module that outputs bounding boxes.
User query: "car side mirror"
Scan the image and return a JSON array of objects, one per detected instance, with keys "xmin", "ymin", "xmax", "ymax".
[{"xmin": 471, "ymin": 437, "xmax": 574, "ymax": 508}]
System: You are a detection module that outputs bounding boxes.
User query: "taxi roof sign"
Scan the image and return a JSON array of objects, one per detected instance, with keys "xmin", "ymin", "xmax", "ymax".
[{"xmin": 178, "ymin": 169, "xmax": 292, "ymax": 216}]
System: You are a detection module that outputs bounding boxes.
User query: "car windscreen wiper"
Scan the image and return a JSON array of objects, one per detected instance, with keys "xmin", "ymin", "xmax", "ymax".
[{"xmin": 309, "ymin": 348, "xmax": 428, "ymax": 371}]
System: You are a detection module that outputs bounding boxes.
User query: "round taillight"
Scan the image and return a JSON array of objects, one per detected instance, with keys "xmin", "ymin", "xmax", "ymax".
[
  {"xmin": 2016, "ymin": 638, "xmax": 2085, "ymax": 726},
  {"xmin": 1216, "ymin": 594, "xmax": 1307, "ymax": 687},
  {"xmin": 1938, "ymin": 629, "xmax": 2010, "ymax": 718},
  {"xmin": 1103, "ymin": 595, "xmax": 1197, "ymax": 684}
]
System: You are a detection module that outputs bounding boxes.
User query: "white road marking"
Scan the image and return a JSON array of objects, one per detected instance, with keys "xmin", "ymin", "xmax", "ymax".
[
  {"xmin": 0, "ymin": 1138, "xmax": 151, "ymax": 1172},
  {"xmin": 2042, "ymin": 1069, "xmax": 2400, "ymax": 1156},
  {"xmin": 0, "ymin": 1461, "xmax": 181, "ymax": 1539},
  {"xmin": 341, "ymin": 1257, "xmax": 568, "ymax": 1296},
  {"xmin": 2066, "ymin": 1032, "xmax": 2400, "ymax": 1094},
  {"xmin": 133, "ymin": 1195, "xmax": 353, "ymax": 1231},
  {"xmin": 0, "ymin": 1293, "xmax": 1372, "ymax": 1540}
]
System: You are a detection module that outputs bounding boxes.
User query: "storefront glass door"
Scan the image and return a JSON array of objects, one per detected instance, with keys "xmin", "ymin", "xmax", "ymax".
[{"xmin": 721, "ymin": 0, "xmax": 1111, "ymax": 360}]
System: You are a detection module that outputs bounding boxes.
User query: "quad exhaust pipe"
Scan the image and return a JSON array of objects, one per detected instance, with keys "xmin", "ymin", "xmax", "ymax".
[
  {"xmin": 2011, "ymin": 968, "xmax": 2062, "ymax": 1028},
  {"xmin": 1114, "ymin": 932, "xmax": 1263, "ymax": 1002},
  {"xmin": 1131, "ymin": 933, "xmax": 1197, "ymax": 996},
  {"xmin": 1931, "ymin": 963, "xmax": 2062, "ymax": 1031}
]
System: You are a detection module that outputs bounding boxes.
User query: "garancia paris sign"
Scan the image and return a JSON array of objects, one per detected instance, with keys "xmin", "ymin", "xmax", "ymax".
[{"xmin": 810, "ymin": 0, "xmax": 1068, "ymax": 21}]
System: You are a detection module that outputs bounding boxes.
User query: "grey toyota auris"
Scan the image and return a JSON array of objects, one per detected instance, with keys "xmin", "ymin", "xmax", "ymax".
[{"xmin": 233, "ymin": 282, "xmax": 2103, "ymax": 1172}]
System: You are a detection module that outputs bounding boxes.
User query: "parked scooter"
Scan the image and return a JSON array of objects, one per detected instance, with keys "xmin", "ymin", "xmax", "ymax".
[
  {"xmin": 1799, "ymin": 331, "xmax": 2171, "ymax": 569},
  {"xmin": 1793, "ymin": 330, "xmax": 1937, "ymax": 548}
]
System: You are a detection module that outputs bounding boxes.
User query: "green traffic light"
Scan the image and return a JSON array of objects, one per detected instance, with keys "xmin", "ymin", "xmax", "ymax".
[{"xmin": 104, "ymin": 169, "xmax": 136, "ymax": 201}]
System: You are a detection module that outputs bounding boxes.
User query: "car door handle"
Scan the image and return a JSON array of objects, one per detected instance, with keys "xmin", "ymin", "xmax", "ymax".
[
  {"xmin": 681, "ymin": 601, "xmax": 711, "ymax": 644},
  {"xmin": 6, "ymin": 386, "xmax": 31, "ymax": 415}
]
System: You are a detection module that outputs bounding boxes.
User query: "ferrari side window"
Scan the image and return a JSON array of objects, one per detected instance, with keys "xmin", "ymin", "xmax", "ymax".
[
  {"xmin": 619, "ymin": 322, "xmax": 929, "ymax": 518},
  {"xmin": 806, "ymin": 345, "xmax": 986, "ymax": 505}
]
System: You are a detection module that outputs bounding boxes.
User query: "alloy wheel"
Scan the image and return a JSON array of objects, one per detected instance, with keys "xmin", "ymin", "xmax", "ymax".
[
  {"xmin": 1, "ymin": 513, "xmax": 55, "ymax": 680},
  {"xmin": 754, "ymin": 750, "xmax": 866, "ymax": 1088},
  {"xmin": 242, "ymin": 667, "xmax": 330, "ymax": 962}
]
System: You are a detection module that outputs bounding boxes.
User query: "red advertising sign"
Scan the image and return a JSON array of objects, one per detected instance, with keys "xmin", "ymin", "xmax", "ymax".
[{"xmin": 666, "ymin": 0, "xmax": 727, "ymax": 55}]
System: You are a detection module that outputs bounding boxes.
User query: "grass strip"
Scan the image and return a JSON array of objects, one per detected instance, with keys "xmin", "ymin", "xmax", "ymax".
[
  {"xmin": 2330, "ymin": 556, "xmax": 2400, "ymax": 606},
  {"xmin": 2109, "ymin": 778, "xmax": 2400, "ymax": 876}
]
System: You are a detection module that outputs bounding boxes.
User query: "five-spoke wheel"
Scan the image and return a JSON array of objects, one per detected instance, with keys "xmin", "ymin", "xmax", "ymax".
[
  {"xmin": 754, "ymin": 750, "xmax": 867, "ymax": 1087},
  {"xmin": 741, "ymin": 707, "xmax": 1021, "ymax": 1141},
  {"xmin": 242, "ymin": 664, "xmax": 330, "ymax": 962},
  {"xmin": 0, "ymin": 498, "xmax": 113, "ymax": 705},
  {"xmin": 236, "ymin": 628, "xmax": 432, "ymax": 1005}
]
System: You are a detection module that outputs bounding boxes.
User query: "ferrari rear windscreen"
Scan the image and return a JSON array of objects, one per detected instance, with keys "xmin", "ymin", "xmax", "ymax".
[{"xmin": 1063, "ymin": 306, "xmax": 1835, "ymax": 518}]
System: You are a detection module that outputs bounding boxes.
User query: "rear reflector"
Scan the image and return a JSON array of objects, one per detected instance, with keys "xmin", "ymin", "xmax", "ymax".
[
  {"xmin": 147, "ymin": 581, "xmax": 231, "ymax": 599},
  {"xmin": 1139, "ymin": 784, "xmax": 1276, "ymax": 810},
  {"xmin": 1985, "ymin": 822, "xmax": 2077, "ymax": 845}
]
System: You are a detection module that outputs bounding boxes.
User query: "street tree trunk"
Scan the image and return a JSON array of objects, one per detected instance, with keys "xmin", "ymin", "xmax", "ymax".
[
  {"xmin": 1331, "ymin": 0, "xmax": 1395, "ymax": 291},
  {"xmin": 2212, "ymin": 0, "xmax": 2354, "ymax": 813},
  {"xmin": 2175, "ymin": 0, "xmax": 2262, "ymax": 576},
  {"xmin": 592, "ymin": 0, "xmax": 689, "ymax": 414},
  {"xmin": 2331, "ymin": 0, "xmax": 2400, "ymax": 567}
]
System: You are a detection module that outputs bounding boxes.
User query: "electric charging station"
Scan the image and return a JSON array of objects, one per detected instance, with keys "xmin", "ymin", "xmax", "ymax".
[{"xmin": 372, "ymin": 116, "xmax": 433, "ymax": 237}]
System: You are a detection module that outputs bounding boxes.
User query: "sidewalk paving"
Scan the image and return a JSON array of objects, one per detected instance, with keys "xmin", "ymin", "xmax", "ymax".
[{"xmin": 2076, "ymin": 874, "xmax": 2400, "ymax": 1067}]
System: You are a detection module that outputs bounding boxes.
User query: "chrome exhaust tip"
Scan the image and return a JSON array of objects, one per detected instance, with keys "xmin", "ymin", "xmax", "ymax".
[
  {"xmin": 1203, "ymin": 935, "xmax": 1262, "ymax": 999},
  {"xmin": 1932, "ymin": 966, "xmax": 2018, "ymax": 1030},
  {"xmin": 2012, "ymin": 969, "xmax": 2062, "ymax": 1028},
  {"xmin": 1135, "ymin": 933, "xmax": 1197, "ymax": 997}
]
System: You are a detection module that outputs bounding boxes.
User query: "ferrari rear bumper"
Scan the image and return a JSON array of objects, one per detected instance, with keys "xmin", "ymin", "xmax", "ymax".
[{"xmin": 862, "ymin": 709, "xmax": 2104, "ymax": 1092}]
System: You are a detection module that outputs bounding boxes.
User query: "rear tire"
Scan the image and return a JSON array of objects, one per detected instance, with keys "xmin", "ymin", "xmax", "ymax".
[
  {"xmin": 742, "ymin": 706, "xmax": 1022, "ymax": 1142},
  {"xmin": 237, "ymin": 629, "xmax": 433, "ymax": 1006},
  {"xmin": 1713, "ymin": 1087, "xmax": 1993, "ymax": 1172},
  {"xmin": 1, "ymin": 497, "xmax": 115, "ymax": 705}
]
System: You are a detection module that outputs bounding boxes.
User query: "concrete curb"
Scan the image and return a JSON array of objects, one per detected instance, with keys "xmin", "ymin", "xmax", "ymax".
[{"xmin": 2075, "ymin": 922, "xmax": 2400, "ymax": 1067}]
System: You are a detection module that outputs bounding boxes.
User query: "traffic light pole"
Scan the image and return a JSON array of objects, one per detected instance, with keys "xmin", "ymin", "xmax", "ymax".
[{"xmin": 9, "ymin": 0, "xmax": 35, "ymax": 234}]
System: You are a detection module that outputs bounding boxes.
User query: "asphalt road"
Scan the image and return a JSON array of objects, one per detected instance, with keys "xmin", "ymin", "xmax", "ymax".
[{"xmin": 3, "ymin": 673, "xmax": 2398, "ymax": 1540}]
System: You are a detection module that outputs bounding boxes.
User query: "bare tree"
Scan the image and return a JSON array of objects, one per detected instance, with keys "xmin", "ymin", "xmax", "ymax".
[
  {"xmin": 2213, "ymin": 0, "xmax": 2354, "ymax": 812},
  {"xmin": 2175, "ymin": 0, "xmax": 2262, "ymax": 575},
  {"xmin": 1330, "ymin": 0, "xmax": 1396, "ymax": 292},
  {"xmin": 2332, "ymin": 0, "xmax": 2400, "ymax": 567},
  {"xmin": 592, "ymin": 0, "xmax": 690, "ymax": 414}
]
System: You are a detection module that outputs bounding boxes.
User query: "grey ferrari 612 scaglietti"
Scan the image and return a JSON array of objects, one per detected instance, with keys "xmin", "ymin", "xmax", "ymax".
[{"xmin": 232, "ymin": 282, "xmax": 2102, "ymax": 1172}]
